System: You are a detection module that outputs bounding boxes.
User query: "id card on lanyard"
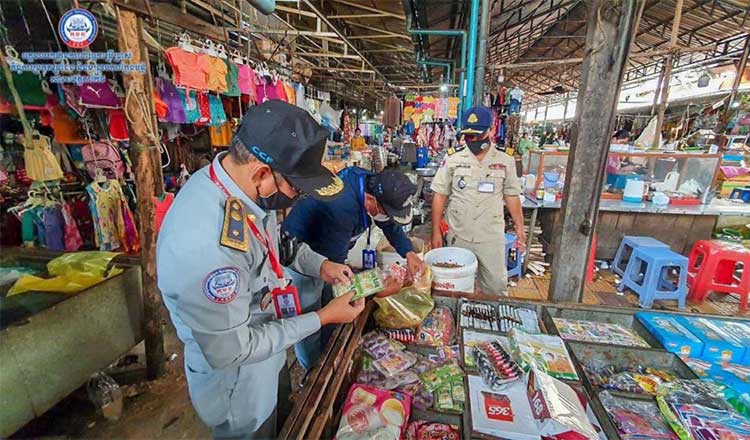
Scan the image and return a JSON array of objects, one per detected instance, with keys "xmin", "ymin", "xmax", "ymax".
[
  {"xmin": 360, "ymin": 175, "xmax": 377, "ymax": 270},
  {"xmin": 209, "ymin": 163, "xmax": 302, "ymax": 319}
]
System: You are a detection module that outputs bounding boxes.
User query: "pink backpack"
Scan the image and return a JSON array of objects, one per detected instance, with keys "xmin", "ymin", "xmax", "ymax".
[{"xmin": 81, "ymin": 142, "xmax": 126, "ymax": 180}]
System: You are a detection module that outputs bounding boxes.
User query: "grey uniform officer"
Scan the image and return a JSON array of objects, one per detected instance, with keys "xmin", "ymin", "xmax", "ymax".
[
  {"xmin": 157, "ymin": 101, "xmax": 365, "ymax": 439},
  {"xmin": 431, "ymin": 106, "xmax": 525, "ymax": 295}
]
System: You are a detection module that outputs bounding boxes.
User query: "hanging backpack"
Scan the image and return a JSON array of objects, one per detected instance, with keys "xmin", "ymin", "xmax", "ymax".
[{"xmin": 81, "ymin": 141, "xmax": 126, "ymax": 181}]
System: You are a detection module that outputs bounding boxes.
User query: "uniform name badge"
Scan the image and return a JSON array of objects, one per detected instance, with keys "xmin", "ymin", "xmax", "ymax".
[
  {"xmin": 362, "ymin": 248, "xmax": 377, "ymax": 269},
  {"xmin": 478, "ymin": 181, "xmax": 495, "ymax": 193},
  {"xmin": 272, "ymin": 283, "xmax": 302, "ymax": 319}
]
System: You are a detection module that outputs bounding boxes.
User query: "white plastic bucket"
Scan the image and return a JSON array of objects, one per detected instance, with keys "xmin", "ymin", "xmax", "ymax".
[{"xmin": 424, "ymin": 247, "xmax": 478, "ymax": 293}]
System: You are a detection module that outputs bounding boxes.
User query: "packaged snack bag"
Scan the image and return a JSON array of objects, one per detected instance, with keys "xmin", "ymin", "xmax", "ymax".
[
  {"xmin": 335, "ymin": 384, "xmax": 411, "ymax": 440},
  {"xmin": 333, "ymin": 269, "xmax": 386, "ymax": 300},
  {"xmin": 526, "ymin": 369, "xmax": 599, "ymax": 440},
  {"xmin": 509, "ymin": 329, "xmax": 578, "ymax": 381},
  {"xmin": 416, "ymin": 306, "xmax": 454, "ymax": 346}
]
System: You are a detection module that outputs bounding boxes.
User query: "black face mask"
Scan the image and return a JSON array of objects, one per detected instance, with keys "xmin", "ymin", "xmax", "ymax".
[
  {"xmin": 257, "ymin": 174, "xmax": 298, "ymax": 210},
  {"xmin": 466, "ymin": 139, "xmax": 488, "ymax": 155}
]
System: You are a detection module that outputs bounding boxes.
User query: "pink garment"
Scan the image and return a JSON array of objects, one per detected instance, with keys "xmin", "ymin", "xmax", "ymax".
[
  {"xmin": 61, "ymin": 203, "xmax": 83, "ymax": 251},
  {"xmin": 120, "ymin": 199, "xmax": 140, "ymax": 253},
  {"xmin": 62, "ymin": 84, "xmax": 87, "ymax": 116},
  {"xmin": 236, "ymin": 64, "xmax": 252, "ymax": 96},
  {"xmin": 254, "ymin": 75, "xmax": 270, "ymax": 103},
  {"xmin": 606, "ymin": 155, "xmax": 621, "ymax": 174},
  {"xmin": 79, "ymin": 81, "xmax": 121, "ymax": 109},
  {"xmin": 720, "ymin": 166, "xmax": 750, "ymax": 179}
]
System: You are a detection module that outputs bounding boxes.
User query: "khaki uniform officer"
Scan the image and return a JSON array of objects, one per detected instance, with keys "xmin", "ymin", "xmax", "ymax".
[{"xmin": 431, "ymin": 106, "xmax": 526, "ymax": 295}]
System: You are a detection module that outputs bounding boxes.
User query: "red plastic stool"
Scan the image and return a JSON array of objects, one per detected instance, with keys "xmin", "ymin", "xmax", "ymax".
[{"xmin": 687, "ymin": 240, "xmax": 750, "ymax": 310}]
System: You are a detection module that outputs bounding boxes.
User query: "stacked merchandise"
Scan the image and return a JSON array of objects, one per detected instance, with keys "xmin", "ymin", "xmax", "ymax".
[
  {"xmin": 552, "ymin": 317, "xmax": 650, "ymax": 347},
  {"xmin": 402, "ymin": 94, "xmax": 459, "ymax": 135}
]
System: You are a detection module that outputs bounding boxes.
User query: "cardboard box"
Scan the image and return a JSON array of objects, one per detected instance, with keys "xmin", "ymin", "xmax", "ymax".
[
  {"xmin": 705, "ymin": 319, "xmax": 750, "ymax": 366},
  {"xmin": 678, "ymin": 316, "xmax": 745, "ymax": 364},
  {"xmin": 635, "ymin": 312, "xmax": 704, "ymax": 358}
]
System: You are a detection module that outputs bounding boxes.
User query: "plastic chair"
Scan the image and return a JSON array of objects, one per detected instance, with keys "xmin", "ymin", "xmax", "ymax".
[
  {"xmin": 687, "ymin": 240, "xmax": 750, "ymax": 310},
  {"xmin": 612, "ymin": 236, "xmax": 669, "ymax": 276},
  {"xmin": 617, "ymin": 247, "xmax": 688, "ymax": 309},
  {"xmin": 505, "ymin": 233, "xmax": 523, "ymax": 281}
]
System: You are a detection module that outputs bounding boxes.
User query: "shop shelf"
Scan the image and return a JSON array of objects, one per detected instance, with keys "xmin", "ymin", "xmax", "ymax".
[
  {"xmin": 567, "ymin": 341, "xmax": 698, "ymax": 399},
  {"xmin": 542, "ymin": 304, "xmax": 661, "ymax": 348}
]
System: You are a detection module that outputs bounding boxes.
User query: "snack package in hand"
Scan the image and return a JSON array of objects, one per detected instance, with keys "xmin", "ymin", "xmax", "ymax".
[
  {"xmin": 333, "ymin": 268, "xmax": 386, "ymax": 300},
  {"xmin": 374, "ymin": 267, "xmax": 434, "ymax": 329},
  {"xmin": 335, "ymin": 384, "xmax": 411, "ymax": 440},
  {"xmin": 416, "ymin": 306, "xmax": 454, "ymax": 347}
]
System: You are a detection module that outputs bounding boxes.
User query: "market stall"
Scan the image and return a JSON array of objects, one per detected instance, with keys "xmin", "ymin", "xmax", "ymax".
[
  {"xmin": 0, "ymin": 248, "xmax": 143, "ymax": 437},
  {"xmin": 281, "ymin": 287, "xmax": 750, "ymax": 439},
  {"xmin": 520, "ymin": 149, "xmax": 750, "ymax": 259}
]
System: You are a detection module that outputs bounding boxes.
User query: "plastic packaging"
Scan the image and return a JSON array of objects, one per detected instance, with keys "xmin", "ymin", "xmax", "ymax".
[
  {"xmin": 8, "ymin": 251, "xmax": 124, "ymax": 296},
  {"xmin": 405, "ymin": 420, "xmax": 459, "ymax": 440},
  {"xmin": 420, "ymin": 363, "xmax": 463, "ymax": 393},
  {"xmin": 599, "ymin": 391, "xmax": 678, "ymax": 440},
  {"xmin": 509, "ymin": 329, "xmax": 578, "ymax": 381},
  {"xmin": 333, "ymin": 268, "xmax": 386, "ymax": 300},
  {"xmin": 87, "ymin": 372, "xmax": 123, "ymax": 421},
  {"xmin": 374, "ymin": 268, "xmax": 434, "ymax": 329},
  {"xmin": 335, "ymin": 384, "xmax": 411, "ymax": 440},
  {"xmin": 416, "ymin": 306, "xmax": 454, "ymax": 346},
  {"xmin": 434, "ymin": 377, "xmax": 465, "ymax": 413},
  {"xmin": 398, "ymin": 381, "xmax": 433, "ymax": 411},
  {"xmin": 473, "ymin": 341, "xmax": 522, "ymax": 390},
  {"xmin": 526, "ymin": 369, "xmax": 600, "ymax": 440}
]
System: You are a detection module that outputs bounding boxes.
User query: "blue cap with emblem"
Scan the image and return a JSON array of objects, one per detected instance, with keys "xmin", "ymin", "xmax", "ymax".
[
  {"xmin": 460, "ymin": 106, "xmax": 494, "ymax": 135},
  {"xmin": 233, "ymin": 100, "xmax": 343, "ymax": 201}
]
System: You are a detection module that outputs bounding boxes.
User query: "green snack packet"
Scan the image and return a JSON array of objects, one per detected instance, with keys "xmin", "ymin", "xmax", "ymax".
[{"xmin": 332, "ymin": 268, "xmax": 386, "ymax": 300}]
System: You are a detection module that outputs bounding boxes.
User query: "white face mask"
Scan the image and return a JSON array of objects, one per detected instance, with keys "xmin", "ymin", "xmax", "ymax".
[{"xmin": 372, "ymin": 213, "xmax": 390, "ymax": 222}]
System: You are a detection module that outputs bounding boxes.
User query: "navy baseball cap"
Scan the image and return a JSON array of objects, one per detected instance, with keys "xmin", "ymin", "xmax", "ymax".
[
  {"xmin": 368, "ymin": 170, "xmax": 417, "ymax": 225},
  {"xmin": 233, "ymin": 100, "xmax": 343, "ymax": 201},
  {"xmin": 460, "ymin": 106, "xmax": 494, "ymax": 134}
]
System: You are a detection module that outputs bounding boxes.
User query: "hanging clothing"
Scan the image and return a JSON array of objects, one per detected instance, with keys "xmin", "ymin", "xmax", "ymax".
[
  {"xmin": 195, "ymin": 92, "xmax": 212, "ymax": 126},
  {"xmin": 275, "ymin": 79, "xmax": 288, "ymax": 103},
  {"xmin": 236, "ymin": 64, "xmax": 253, "ymax": 97},
  {"xmin": 447, "ymin": 97, "xmax": 460, "ymax": 119},
  {"xmin": 108, "ymin": 109, "xmax": 129, "ymax": 141},
  {"xmin": 204, "ymin": 56, "xmax": 229, "ymax": 93},
  {"xmin": 50, "ymin": 105, "xmax": 87, "ymax": 144},
  {"xmin": 42, "ymin": 206, "xmax": 65, "ymax": 251},
  {"xmin": 0, "ymin": 71, "xmax": 47, "ymax": 107},
  {"xmin": 179, "ymin": 89, "xmax": 201, "ymax": 124},
  {"xmin": 60, "ymin": 84, "xmax": 87, "ymax": 117},
  {"xmin": 208, "ymin": 94, "xmax": 227, "ymax": 126},
  {"xmin": 295, "ymin": 82, "xmax": 305, "ymax": 108},
  {"xmin": 223, "ymin": 60, "xmax": 241, "ymax": 97},
  {"xmin": 61, "ymin": 203, "xmax": 83, "ymax": 251},
  {"xmin": 382, "ymin": 96, "xmax": 402, "ymax": 128},
  {"xmin": 283, "ymin": 82, "xmax": 296, "ymax": 104},
  {"xmin": 24, "ymin": 133, "xmax": 64, "ymax": 182},
  {"xmin": 156, "ymin": 78, "xmax": 187, "ymax": 124},
  {"xmin": 153, "ymin": 90, "xmax": 169, "ymax": 119},
  {"xmin": 166, "ymin": 47, "xmax": 210, "ymax": 90},
  {"xmin": 86, "ymin": 179, "xmax": 138, "ymax": 252},
  {"xmin": 209, "ymin": 122, "xmax": 233, "ymax": 147},
  {"xmin": 154, "ymin": 192, "xmax": 175, "ymax": 233},
  {"xmin": 79, "ymin": 81, "xmax": 121, "ymax": 109}
]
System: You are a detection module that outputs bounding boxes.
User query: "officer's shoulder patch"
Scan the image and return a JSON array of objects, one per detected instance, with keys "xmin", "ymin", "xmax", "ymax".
[
  {"xmin": 203, "ymin": 267, "xmax": 240, "ymax": 304},
  {"xmin": 220, "ymin": 197, "xmax": 250, "ymax": 252},
  {"xmin": 447, "ymin": 144, "xmax": 465, "ymax": 156}
]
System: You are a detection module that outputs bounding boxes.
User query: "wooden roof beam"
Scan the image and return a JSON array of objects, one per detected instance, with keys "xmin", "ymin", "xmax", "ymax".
[{"xmin": 327, "ymin": 0, "xmax": 406, "ymax": 20}]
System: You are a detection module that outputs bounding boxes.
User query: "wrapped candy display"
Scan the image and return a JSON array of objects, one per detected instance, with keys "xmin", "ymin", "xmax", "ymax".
[
  {"xmin": 582, "ymin": 359, "xmax": 679, "ymax": 395},
  {"xmin": 361, "ymin": 331, "xmax": 417, "ymax": 376},
  {"xmin": 335, "ymin": 384, "xmax": 411, "ymax": 440},
  {"xmin": 382, "ymin": 328, "xmax": 417, "ymax": 344},
  {"xmin": 398, "ymin": 381, "xmax": 433, "ymax": 411},
  {"xmin": 472, "ymin": 341, "xmax": 522, "ymax": 390}
]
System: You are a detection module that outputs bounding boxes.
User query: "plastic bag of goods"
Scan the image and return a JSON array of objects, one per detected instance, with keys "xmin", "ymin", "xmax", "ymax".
[
  {"xmin": 415, "ymin": 306, "xmax": 454, "ymax": 346},
  {"xmin": 374, "ymin": 267, "xmax": 434, "ymax": 329},
  {"xmin": 8, "ymin": 251, "xmax": 123, "ymax": 296},
  {"xmin": 335, "ymin": 384, "xmax": 411, "ymax": 440},
  {"xmin": 526, "ymin": 369, "xmax": 600, "ymax": 440}
]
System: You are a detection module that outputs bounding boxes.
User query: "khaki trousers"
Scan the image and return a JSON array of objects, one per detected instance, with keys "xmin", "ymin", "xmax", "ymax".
[{"xmin": 447, "ymin": 232, "xmax": 508, "ymax": 296}]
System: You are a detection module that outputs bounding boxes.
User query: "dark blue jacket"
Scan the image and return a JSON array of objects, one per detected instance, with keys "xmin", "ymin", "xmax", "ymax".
[{"xmin": 283, "ymin": 167, "xmax": 413, "ymax": 264}]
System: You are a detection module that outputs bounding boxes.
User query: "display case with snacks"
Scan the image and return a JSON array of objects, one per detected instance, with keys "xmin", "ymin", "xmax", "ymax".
[{"xmin": 524, "ymin": 150, "xmax": 722, "ymax": 200}]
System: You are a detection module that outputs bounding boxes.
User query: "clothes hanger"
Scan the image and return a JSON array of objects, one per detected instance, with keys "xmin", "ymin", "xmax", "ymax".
[
  {"xmin": 156, "ymin": 58, "xmax": 170, "ymax": 80},
  {"xmin": 215, "ymin": 43, "xmax": 227, "ymax": 60},
  {"xmin": 178, "ymin": 32, "xmax": 194, "ymax": 53}
]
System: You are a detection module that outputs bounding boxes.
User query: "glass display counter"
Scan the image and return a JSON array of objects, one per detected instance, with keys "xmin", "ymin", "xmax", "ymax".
[{"xmin": 524, "ymin": 150, "xmax": 722, "ymax": 197}]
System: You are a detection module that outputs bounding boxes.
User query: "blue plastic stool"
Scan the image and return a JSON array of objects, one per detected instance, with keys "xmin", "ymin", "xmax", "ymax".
[
  {"xmin": 505, "ymin": 233, "xmax": 524, "ymax": 280},
  {"xmin": 617, "ymin": 247, "xmax": 688, "ymax": 309},
  {"xmin": 612, "ymin": 236, "xmax": 669, "ymax": 276}
]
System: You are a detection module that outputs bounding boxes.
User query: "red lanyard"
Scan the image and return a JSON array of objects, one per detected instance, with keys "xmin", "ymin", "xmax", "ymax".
[{"xmin": 209, "ymin": 163, "xmax": 285, "ymax": 279}]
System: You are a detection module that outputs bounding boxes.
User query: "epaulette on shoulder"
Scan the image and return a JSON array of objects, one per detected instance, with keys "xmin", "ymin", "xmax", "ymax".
[
  {"xmin": 220, "ymin": 196, "xmax": 250, "ymax": 252},
  {"xmin": 447, "ymin": 144, "xmax": 466, "ymax": 156}
]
